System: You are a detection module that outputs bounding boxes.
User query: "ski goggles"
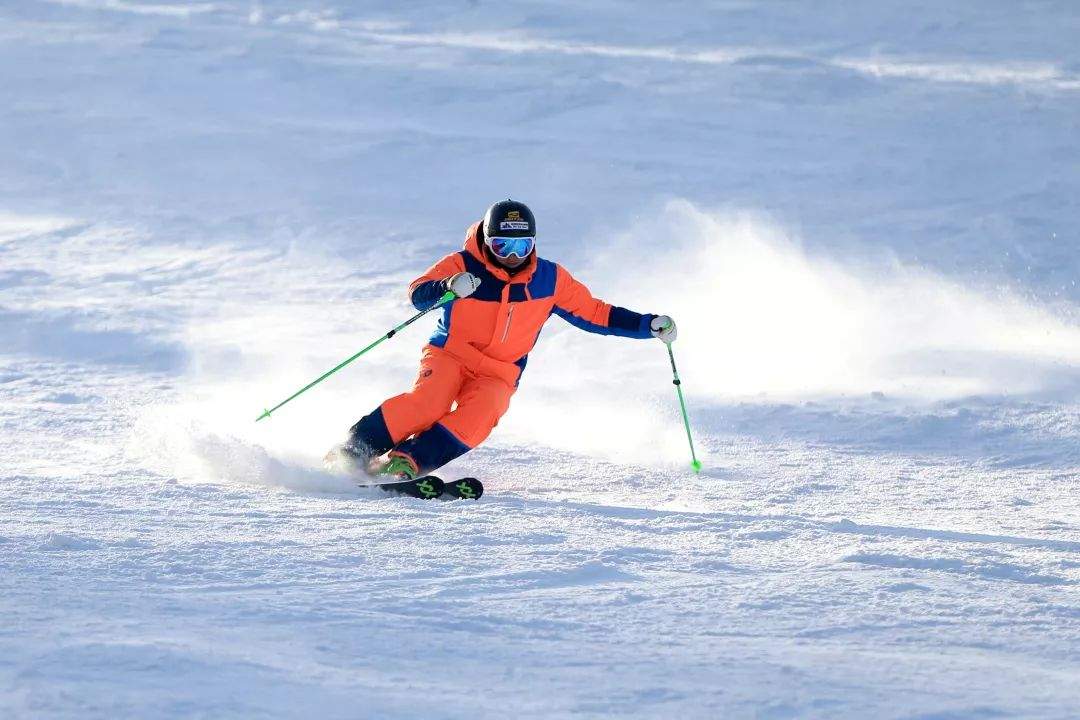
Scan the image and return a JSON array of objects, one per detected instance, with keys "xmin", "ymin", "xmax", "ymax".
[{"xmin": 486, "ymin": 235, "xmax": 535, "ymax": 259}]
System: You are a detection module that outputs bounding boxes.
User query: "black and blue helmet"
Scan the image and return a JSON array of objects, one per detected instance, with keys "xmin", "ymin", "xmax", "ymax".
[{"xmin": 482, "ymin": 199, "xmax": 536, "ymax": 260}]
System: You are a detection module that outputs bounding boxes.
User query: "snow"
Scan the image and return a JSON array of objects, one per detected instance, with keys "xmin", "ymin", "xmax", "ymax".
[{"xmin": 2, "ymin": 1, "xmax": 1079, "ymax": 717}]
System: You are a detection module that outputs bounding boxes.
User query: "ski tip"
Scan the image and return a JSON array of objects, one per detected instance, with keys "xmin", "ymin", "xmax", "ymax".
[{"xmin": 444, "ymin": 477, "xmax": 483, "ymax": 500}]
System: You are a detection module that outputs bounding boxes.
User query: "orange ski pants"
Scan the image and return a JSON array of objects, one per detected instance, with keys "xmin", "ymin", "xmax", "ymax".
[{"xmin": 382, "ymin": 346, "xmax": 515, "ymax": 451}]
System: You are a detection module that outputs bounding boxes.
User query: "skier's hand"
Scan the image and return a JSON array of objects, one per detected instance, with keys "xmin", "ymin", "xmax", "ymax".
[
  {"xmin": 446, "ymin": 272, "xmax": 481, "ymax": 298},
  {"xmin": 650, "ymin": 315, "xmax": 677, "ymax": 344}
]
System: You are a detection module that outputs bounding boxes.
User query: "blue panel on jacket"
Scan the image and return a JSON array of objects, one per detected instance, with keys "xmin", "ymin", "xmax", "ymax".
[
  {"xmin": 509, "ymin": 284, "xmax": 528, "ymax": 302},
  {"xmin": 528, "ymin": 259, "xmax": 557, "ymax": 299},
  {"xmin": 410, "ymin": 279, "xmax": 446, "ymax": 311},
  {"xmin": 609, "ymin": 306, "xmax": 654, "ymax": 337},
  {"xmin": 428, "ymin": 302, "xmax": 453, "ymax": 347},
  {"xmin": 513, "ymin": 354, "xmax": 528, "ymax": 387},
  {"xmin": 552, "ymin": 306, "xmax": 655, "ymax": 339},
  {"xmin": 552, "ymin": 306, "xmax": 612, "ymax": 335}
]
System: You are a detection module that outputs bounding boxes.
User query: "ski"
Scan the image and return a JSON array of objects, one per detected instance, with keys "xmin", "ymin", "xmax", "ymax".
[
  {"xmin": 444, "ymin": 476, "xmax": 483, "ymax": 500},
  {"xmin": 326, "ymin": 446, "xmax": 480, "ymax": 500},
  {"xmin": 362, "ymin": 476, "xmax": 445, "ymax": 500},
  {"xmin": 427, "ymin": 476, "xmax": 484, "ymax": 500}
]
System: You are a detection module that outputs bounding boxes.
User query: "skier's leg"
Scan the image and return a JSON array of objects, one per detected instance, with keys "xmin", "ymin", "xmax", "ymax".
[
  {"xmin": 392, "ymin": 375, "xmax": 514, "ymax": 474},
  {"xmin": 440, "ymin": 375, "xmax": 515, "ymax": 448},
  {"xmin": 346, "ymin": 347, "xmax": 463, "ymax": 461}
]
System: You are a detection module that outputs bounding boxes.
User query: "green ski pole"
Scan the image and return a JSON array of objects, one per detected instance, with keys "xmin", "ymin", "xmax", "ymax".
[
  {"xmin": 665, "ymin": 342, "xmax": 702, "ymax": 473},
  {"xmin": 255, "ymin": 290, "xmax": 455, "ymax": 422}
]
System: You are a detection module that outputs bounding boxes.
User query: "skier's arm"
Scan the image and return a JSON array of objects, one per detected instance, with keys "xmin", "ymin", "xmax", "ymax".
[
  {"xmin": 409, "ymin": 253, "xmax": 467, "ymax": 310},
  {"xmin": 551, "ymin": 265, "xmax": 655, "ymax": 339}
]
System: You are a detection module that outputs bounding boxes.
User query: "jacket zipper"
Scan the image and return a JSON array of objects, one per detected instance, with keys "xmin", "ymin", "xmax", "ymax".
[{"xmin": 501, "ymin": 305, "xmax": 515, "ymax": 343}]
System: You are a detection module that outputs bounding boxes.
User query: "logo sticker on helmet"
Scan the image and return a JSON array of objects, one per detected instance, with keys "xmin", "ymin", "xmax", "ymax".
[{"xmin": 500, "ymin": 221, "xmax": 530, "ymax": 230}]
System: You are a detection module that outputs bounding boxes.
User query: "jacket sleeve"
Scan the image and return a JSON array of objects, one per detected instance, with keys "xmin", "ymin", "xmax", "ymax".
[
  {"xmin": 409, "ymin": 252, "xmax": 467, "ymax": 310},
  {"xmin": 551, "ymin": 264, "xmax": 655, "ymax": 339}
]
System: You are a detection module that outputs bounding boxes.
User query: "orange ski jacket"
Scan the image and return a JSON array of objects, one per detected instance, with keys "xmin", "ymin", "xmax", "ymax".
[{"xmin": 409, "ymin": 222, "xmax": 655, "ymax": 387}]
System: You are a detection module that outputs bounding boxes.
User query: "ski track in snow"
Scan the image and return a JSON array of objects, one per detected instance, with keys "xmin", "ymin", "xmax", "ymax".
[{"xmin": 2, "ymin": 2, "xmax": 1080, "ymax": 718}]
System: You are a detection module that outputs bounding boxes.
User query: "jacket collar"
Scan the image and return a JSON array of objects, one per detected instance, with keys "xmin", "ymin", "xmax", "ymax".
[{"xmin": 464, "ymin": 221, "xmax": 538, "ymax": 283}]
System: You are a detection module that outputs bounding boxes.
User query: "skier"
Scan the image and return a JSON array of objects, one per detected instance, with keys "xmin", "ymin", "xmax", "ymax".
[{"xmin": 336, "ymin": 200, "xmax": 677, "ymax": 481}]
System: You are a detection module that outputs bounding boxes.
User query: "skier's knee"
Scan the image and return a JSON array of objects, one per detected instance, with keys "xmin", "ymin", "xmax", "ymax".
[
  {"xmin": 381, "ymin": 391, "xmax": 452, "ymax": 443},
  {"xmin": 397, "ymin": 396, "xmax": 447, "ymax": 432},
  {"xmin": 442, "ymin": 409, "xmax": 503, "ymax": 448}
]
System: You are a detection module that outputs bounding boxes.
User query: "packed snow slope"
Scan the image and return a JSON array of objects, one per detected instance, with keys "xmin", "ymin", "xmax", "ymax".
[{"xmin": 2, "ymin": 2, "xmax": 1079, "ymax": 718}]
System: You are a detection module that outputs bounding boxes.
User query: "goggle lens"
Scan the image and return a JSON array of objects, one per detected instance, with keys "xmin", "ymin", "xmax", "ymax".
[{"xmin": 488, "ymin": 235, "xmax": 535, "ymax": 259}]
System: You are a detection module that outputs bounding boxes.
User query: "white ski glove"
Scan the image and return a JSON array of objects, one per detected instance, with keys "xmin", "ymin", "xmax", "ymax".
[
  {"xmin": 446, "ymin": 271, "xmax": 481, "ymax": 298},
  {"xmin": 650, "ymin": 315, "xmax": 677, "ymax": 344}
]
